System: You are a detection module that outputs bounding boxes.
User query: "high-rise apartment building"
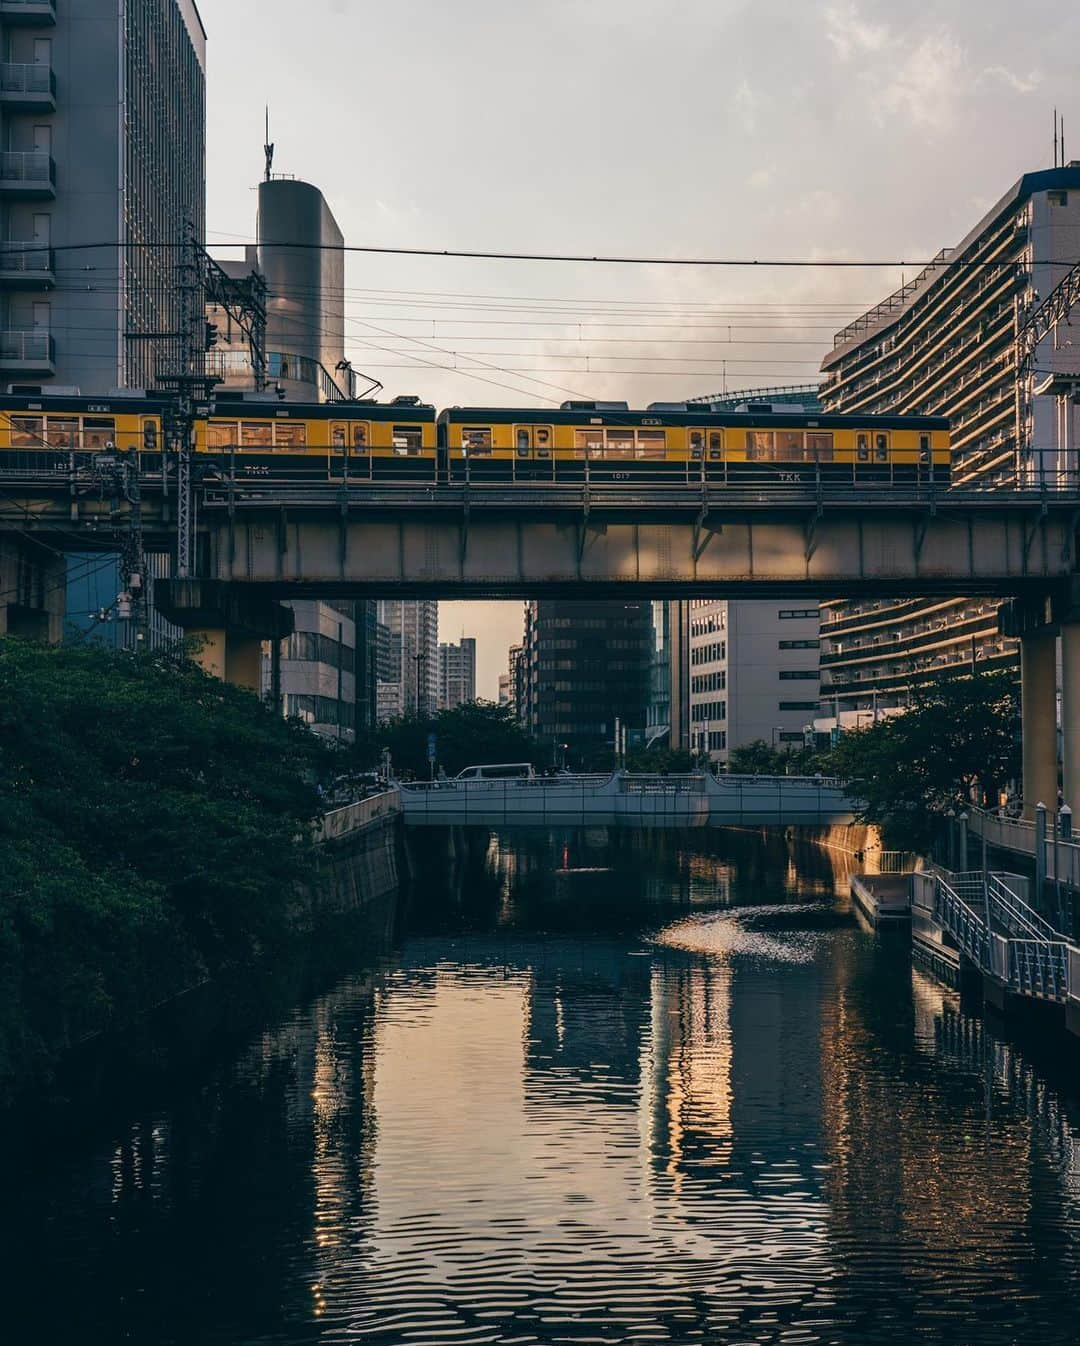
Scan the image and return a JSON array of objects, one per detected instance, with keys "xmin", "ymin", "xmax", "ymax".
[
  {"xmin": 377, "ymin": 600, "xmax": 439, "ymax": 718},
  {"xmin": 520, "ymin": 600, "xmax": 651, "ymax": 766},
  {"xmin": 276, "ymin": 600, "xmax": 356, "ymax": 740},
  {"xmin": 438, "ymin": 637, "xmax": 476, "ymax": 710},
  {"xmin": 0, "ymin": 0, "xmax": 206, "ymax": 392},
  {"xmin": 688, "ymin": 601, "xmax": 820, "ymax": 765},
  {"xmin": 818, "ymin": 166, "xmax": 1080, "ymax": 714}
]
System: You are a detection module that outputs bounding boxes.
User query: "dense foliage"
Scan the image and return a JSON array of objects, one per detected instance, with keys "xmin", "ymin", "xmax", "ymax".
[
  {"xmin": 0, "ymin": 638, "xmax": 334, "ymax": 1091},
  {"xmin": 727, "ymin": 739, "xmax": 827, "ymax": 776},
  {"xmin": 827, "ymin": 670, "xmax": 1021, "ymax": 842},
  {"xmin": 356, "ymin": 700, "xmax": 540, "ymax": 778}
]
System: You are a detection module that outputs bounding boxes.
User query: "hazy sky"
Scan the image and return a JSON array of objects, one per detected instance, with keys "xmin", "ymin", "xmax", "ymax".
[{"xmin": 200, "ymin": 0, "xmax": 1080, "ymax": 694}]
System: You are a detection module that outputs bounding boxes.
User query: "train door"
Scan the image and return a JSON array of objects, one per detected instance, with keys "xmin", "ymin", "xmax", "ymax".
[
  {"xmin": 688, "ymin": 428, "xmax": 706, "ymax": 483},
  {"xmin": 330, "ymin": 421, "xmax": 348, "ymax": 482},
  {"xmin": 513, "ymin": 425, "xmax": 555, "ymax": 481},
  {"xmin": 854, "ymin": 430, "xmax": 891, "ymax": 486}
]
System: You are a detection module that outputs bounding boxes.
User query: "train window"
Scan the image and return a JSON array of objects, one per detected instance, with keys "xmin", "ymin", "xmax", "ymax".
[
  {"xmin": 919, "ymin": 433, "xmax": 931, "ymax": 463},
  {"xmin": 393, "ymin": 424, "xmax": 424, "ymax": 455},
  {"xmin": 142, "ymin": 419, "xmax": 158, "ymax": 451},
  {"xmin": 637, "ymin": 429, "xmax": 667, "ymax": 458},
  {"xmin": 874, "ymin": 432, "xmax": 889, "ymax": 462},
  {"xmin": 536, "ymin": 426, "xmax": 552, "ymax": 448},
  {"xmin": 462, "ymin": 427, "xmax": 492, "ymax": 454},
  {"xmin": 45, "ymin": 417, "xmax": 78, "ymax": 448},
  {"xmin": 274, "ymin": 422, "xmax": 307, "ymax": 448},
  {"xmin": 9, "ymin": 416, "xmax": 42, "ymax": 447},
  {"xmin": 746, "ymin": 430, "xmax": 774, "ymax": 460},
  {"xmin": 241, "ymin": 421, "xmax": 273, "ymax": 448},
  {"xmin": 332, "ymin": 424, "xmax": 347, "ymax": 448},
  {"xmin": 353, "ymin": 422, "xmax": 370, "ymax": 450},
  {"xmin": 82, "ymin": 418, "xmax": 116, "ymax": 449},
  {"xmin": 574, "ymin": 428, "xmax": 603, "ymax": 457},
  {"xmin": 207, "ymin": 422, "xmax": 234, "ymax": 449},
  {"xmin": 856, "ymin": 432, "xmax": 870, "ymax": 462},
  {"xmin": 807, "ymin": 431, "xmax": 834, "ymax": 460},
  {"xmin": 516, "ymin": 429, "xmax": 530, "ymax": 454},
  {"xmin": 776, "ymin": 430, "xmax": 804, "ymax": 457},
  {"xmin": 605, "ymin": 429, "xmax": 635, "ymax": 458},
  {"xmin": 708, "ymin": 431, "xmax": 723, "ymax": 460},
  {"xmin": 689, "ymin": 429, "xmax": 705, "ymax": 459}
]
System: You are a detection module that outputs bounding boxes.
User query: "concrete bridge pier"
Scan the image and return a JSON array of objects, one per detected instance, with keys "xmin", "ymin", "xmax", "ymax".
[
  {"xmin": 0, "ymin": 535, "xmax": 66, "ymax": 643},
  {"xmin": 1062, "ymin": 620, "xmax": 1080, "ymax": 817},
  {"xmin": 155, "ymin": 579, "xmax": 293, "ymax": 693},
  {"xmin": 1020, "ymin": 628, "xmax": 1058, "ymax": 819}
]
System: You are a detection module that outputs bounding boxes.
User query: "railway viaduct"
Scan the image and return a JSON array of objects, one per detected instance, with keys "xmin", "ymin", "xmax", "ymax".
[{"xmin": 3, "ymin": 471, "xmax": 1080, "ymax": 814}]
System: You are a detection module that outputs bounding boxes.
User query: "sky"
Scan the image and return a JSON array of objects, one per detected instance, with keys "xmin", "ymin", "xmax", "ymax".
[{"xmin": 200, "ymin": 0, "xmax": 1080, "ymax": 696}]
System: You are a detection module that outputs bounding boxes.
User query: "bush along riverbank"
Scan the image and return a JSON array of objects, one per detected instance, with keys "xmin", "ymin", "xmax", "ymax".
[{"xmin": 0, "ymin": 637, "xmax": 339, "ymax": 1097}]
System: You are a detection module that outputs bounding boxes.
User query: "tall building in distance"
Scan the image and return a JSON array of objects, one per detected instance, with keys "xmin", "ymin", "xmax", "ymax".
[
  {"xmin": 377, "ymin": 600, "xmax": 439, "ymax": 719},
  {"xmin": 818, "ymin": 166, "xmax": 1080, "ymax": 717},
  {"xmin": 0, "ymin": 0, "xmax": 206, "ymax": 392},
  {"xmin": 438, "ymin": 638, "xmax": 476, "ymax": 710},
  {"xmin": 688, "ymin": 601, "xmax": 820, "ymax": 765},
  {"xmin": 519, "ymin": 600, "xmax": 651, "ymax": 767}
]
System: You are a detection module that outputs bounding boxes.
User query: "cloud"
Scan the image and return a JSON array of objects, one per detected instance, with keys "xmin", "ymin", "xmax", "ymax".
[
  {"xmin": 824, "ymin": 3, "xmax": 890, "ymax": 61},
  {"xmin": 981, "ymin": 64, "xmax": 1042, "ymax": 94},
  {"xmin": 880, "ymin": 29, "xmax": 965, "ymax": 129},
  {"xmin": 733, "ymin": 80, "xmax": 757, "ymax": 133},
  {"xmin": 748, "ymin": 166, "xmax": 774, "ymax": 190}
]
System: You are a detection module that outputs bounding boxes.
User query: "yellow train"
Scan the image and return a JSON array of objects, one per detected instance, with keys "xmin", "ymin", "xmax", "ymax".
[
  {"xmin": 438, "ymin": 401, "xmax": 951, "ymax": 486},
  {"xmin": 0, "ymin": 391, "xmax": 950, "ymax": 488}
]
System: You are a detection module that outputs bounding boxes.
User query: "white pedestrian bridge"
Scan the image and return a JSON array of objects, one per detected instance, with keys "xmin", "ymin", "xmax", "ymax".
[{"xmin": 396, "ymin": 771, "xmax": 857, "ymax": 829}]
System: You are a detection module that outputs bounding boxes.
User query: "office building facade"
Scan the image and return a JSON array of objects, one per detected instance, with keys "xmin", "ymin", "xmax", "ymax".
[
  {"xmin": 376, "ymin": 600, "xmax": 439, "ymax": 719},
  {"xmin": 688, "ymin": 600, "xmax": 820, "ymax": 765},
  {"xmin": 0, "ymin": 0, "xmax": 206, "ymax": 392},
  {"xmin": 520, "ymin": 600, "xmax": 651, "ymax": 766},
  {"xmin": 818, "ymin": 166, "xmax": 1080, "ymax": 714},
  {"xmin": 438, "ymin": 637, "xmax": 476, "ymax": 710}
]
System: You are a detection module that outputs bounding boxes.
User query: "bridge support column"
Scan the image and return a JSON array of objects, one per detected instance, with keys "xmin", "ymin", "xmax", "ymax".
[
  {"xmin": 225, "ymin": 636, "xmax": 264, "ymax": 693},
  {"xmin": 155, "ymin": 579, "xmax": 291, "ymax": 694},
  {"xmin": 1061, "ymin": 622, "xmax": 1080, "ymax": 814},
  {"xmin": 0, "ymin": 536, "xmax": 66, "ymax": 643},
  {"xmin": 1021, "ymin": 630, "xmax": 1058, "ymax": 819},
  {"xmin": 189, "ymin": 629, "xmax": 227, "ymax": 680}
]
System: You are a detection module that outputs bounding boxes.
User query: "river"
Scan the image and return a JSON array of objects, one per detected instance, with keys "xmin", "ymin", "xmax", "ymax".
[{"xmin": 3, "ymin": 827, "xmax": 1080, "ymax": 1345}]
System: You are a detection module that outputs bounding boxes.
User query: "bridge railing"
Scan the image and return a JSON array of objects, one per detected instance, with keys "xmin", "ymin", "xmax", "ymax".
[
  {"xmin": 316, "ymin": 788, "xmax": 401, "ymax": 842},
  {"xmin": 966, "ymin": 805, "xmax": 1080, "ymax": 891}
]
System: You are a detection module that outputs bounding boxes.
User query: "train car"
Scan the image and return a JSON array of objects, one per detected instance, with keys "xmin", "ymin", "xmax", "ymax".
[
  {"xmin": 201, "ymin": 393, "xmax": 437, "ymax": 482},
  {"xmin": 0, "ymin": 390, "xmax": 166, "ymax": 473},
  {"xmin": 438, "ymin": 401, "xmax": 951, "ymax": 488}
]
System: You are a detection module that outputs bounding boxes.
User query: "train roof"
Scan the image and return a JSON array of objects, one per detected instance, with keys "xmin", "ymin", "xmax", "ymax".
[
  {"xmin": 438, "ymin": 405, "xmax": 951, "ymax": 430},
  {"xmin": 211, "ymin": 393, "xmax": 437, "ymax": 421}
]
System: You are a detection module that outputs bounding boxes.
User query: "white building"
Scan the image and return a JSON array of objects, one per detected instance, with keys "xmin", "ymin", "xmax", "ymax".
[
  {"xmin": 439, "ymin": 637, "xmax": 476, "ymax": 710},
  {"xmin": 377, "ymin": 600, "xmax": 439, "ymax": 718},
  {"xmin": 688, "ymin": 600, "xmax": 820, "ymax": 765}
]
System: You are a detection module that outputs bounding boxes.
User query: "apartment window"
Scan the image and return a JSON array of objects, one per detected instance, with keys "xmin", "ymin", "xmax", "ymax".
[
  {"xmin": 778, "ymin": 731, "xmax": 804, "ymax": 743},
  {"xmin": 779, "ymin": 701, "xmax": 818, "ymax": 711},
  {"xmin": 708, "ymin": 731, "xmax": 727, "ymax": 751},
  {"xmin": 779, "ymin": 670, "xmax": 818, "ymax": 680},
  {"xmin": 779, "ymin": 639, "xmax": 820, "ymax": 650},
  {"xmin": 778, "ymin": 608, "xmax": 816, "ymax": 619}
]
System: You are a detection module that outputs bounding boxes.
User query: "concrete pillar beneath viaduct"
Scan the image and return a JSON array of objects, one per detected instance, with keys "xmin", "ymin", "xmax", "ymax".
[
  {"xmin": 1062, "ymin": 621, "xmax": 1080, "ymax": 815},
  {"xmin": 1020, "ymin": 631, "xmax": 1058, "ymax": 819},
  {"xmin": 0, "ymin": 536, "xmax": 66, "ymax": 643},
  {"xmin": 155, "ymin": 579, "xmax": 293, "ymax": 694}
]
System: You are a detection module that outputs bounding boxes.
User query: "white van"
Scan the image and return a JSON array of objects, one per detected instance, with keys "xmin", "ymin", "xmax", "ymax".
[{"xmin": 454, "ymin": 762, "xmax": 537, "ymax": 781}]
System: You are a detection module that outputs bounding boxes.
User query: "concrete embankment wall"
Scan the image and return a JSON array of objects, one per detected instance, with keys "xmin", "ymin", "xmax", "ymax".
[{"xmin": 300, "ymin": 811, "xmax": 401, "ymax": 928}]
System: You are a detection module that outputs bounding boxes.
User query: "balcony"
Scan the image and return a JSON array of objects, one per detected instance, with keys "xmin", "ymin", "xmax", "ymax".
[
  {"xmin": 0, "ymin": 62, "xmax": 55, "ymax": 110},
  {"xmin": 0, "ymin": 151, "xmax": 55, "ymax": 197},
  {"xmin": 0, "ymin": 242, "xmax": 53, "ymax": 287},
  {"xmin": 0, "ymin": 329, "xmax": 55, "ymax": 374},
  {"xmin": 0, "ymin": 1, "xmax": 56, "ymax": 24}
]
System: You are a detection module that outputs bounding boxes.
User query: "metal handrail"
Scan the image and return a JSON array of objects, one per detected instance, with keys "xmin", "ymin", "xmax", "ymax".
[{"xmin": 0, "ymin": 150, "xmax": 54, "ymax": 183}]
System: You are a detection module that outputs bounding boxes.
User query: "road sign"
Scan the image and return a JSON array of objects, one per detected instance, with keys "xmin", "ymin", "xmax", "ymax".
[{"xmin": 427, "ymin": 733, "xmax": 437, "ymax": 762}]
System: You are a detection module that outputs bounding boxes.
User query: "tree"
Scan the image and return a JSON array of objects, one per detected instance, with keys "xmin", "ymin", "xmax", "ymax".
[
  {"xmin": 356, "ymin": 700, "xmax": 540, "ymax": 778},
  {"xmin": 826, "ymin": 669, "xmax": 1020, "ymax": 839},
  {"xmin": 0, "ymin": 637, "xmax": 337, "ymax": 1089}
]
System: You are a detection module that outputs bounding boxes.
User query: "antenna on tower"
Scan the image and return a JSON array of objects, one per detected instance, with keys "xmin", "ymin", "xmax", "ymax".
[
  {"xmin": 264, "ymin": 106, "xmax": 274, "ymax": 182},
  {"xmin": 1053, "ymin": 107, "xmax": 1059, "ymax": 168}
]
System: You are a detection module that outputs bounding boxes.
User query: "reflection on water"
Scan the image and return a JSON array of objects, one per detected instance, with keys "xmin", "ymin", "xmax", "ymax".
[{"xmin": 3, "ymin": 828, "xmax": 1080, "ymax": 1344}]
